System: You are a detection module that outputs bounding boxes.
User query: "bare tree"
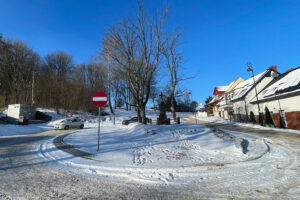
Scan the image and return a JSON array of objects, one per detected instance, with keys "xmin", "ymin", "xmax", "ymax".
[
  {"xmin": 163, "ymin": 29, "xmax": 194, "ymax": 121},
  {"xmin": 120, "ymin": 81, "xmax": 131, "ymax": 111},
  {"xmin": 0, "ymin": 39, "xmax": 40, "ymax": 106},
  {"xmin": 1, "ymin": 34, "xmax": 110, "ymax": 114},
  {"xmin": 102, "ymin": 1, "xmax": 168, "ymax": 124},
  {"xmin": 36, "ymin": 51, "xmax": 74, "ymax": 113},
  {"xmin": 149, "ymin": 86, "xmax": 159, "ymax": 113},
  {"xmin": 106, "ymin": 57, "xmax": 115, "ymax": 114}
]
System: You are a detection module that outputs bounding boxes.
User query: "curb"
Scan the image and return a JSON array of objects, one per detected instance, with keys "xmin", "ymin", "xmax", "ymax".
[
  {"xmin": 209, "ymin": 126, "xmax": 270, "ymax": 162},
  {"xmin": 53, "ymin": 133, "xmax": 93, "ymax": 159}
]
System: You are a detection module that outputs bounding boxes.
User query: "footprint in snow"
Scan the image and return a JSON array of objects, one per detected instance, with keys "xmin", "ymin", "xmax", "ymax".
[{"xmin": 169, "ymin": 173, "xmax": 175, "ymax": 179}]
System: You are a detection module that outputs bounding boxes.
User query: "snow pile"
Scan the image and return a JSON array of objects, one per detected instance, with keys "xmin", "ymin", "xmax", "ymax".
[
  {"xmin": 65, "ymin": 122, "xmax": 254, "ymax": 167},
  {"xmin": 37, "ymin": 116, "xmax": 272, "ymax": 185},
  {"xmin": 196, "ymin": 116, "xmax": 300, "ymax": 134},
  {"xmin": 218, "ymin": 129, "xmax": 269, "ymax": 159}
]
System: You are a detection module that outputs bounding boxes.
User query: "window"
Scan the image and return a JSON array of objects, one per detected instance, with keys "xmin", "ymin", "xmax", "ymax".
[{"xmin": 72, "ymin": 118, "xmax": 80, "ymax": 122}]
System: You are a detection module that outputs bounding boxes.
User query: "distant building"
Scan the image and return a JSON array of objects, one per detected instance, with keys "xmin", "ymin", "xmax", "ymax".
[
  {"xmin": 251, "ymin": 67, "xmax": 300, "ymax": 129},
  {"xmin": 218, "ymin": 77, "xmax": 244, "ymax": 120},
  {"xmin": 7, "ymin": 104, "xmax": 36, "ymax": 124},
  {"xmin": 208, "ymin": 82, "xmax": 234, "ymax": 118}
]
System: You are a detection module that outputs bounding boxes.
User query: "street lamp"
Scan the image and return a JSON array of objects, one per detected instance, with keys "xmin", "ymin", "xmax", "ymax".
[{"xmin": 247, "ymin": 62, "xmax": 263, "ymax": 126}]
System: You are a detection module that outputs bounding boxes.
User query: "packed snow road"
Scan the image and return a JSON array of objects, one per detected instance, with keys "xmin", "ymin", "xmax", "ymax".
[
  {"xmin": 183, "ymin": 117, "xmax": 300, "ymax": 199},
  {"xmin": 0, "ymin": 130, "xmax": 195, "ymax": 200}
]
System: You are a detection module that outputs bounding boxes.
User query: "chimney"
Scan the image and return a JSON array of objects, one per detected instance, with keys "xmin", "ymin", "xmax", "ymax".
[
  {"xmin": 285, "ymin": 68, "xmax": 294, "ymax": 73},
  {"xmin": 268, "ymin": 66, "xmax": 278, "ymax": 72}
]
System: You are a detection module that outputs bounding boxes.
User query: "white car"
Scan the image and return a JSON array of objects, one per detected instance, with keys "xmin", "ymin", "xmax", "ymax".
[{"xmin": 54, "ymin": 117, "xmax": 84, "ymax": 130}]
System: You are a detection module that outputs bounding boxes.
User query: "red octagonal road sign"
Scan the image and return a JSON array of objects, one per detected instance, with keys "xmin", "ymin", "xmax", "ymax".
[{"xmin": 92, "ymin": 92, "xmax": 108, "ymax": 107}]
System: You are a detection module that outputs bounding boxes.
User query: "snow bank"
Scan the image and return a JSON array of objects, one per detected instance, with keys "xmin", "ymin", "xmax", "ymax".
[
  {"xmin": 216, "ymin": 129, "xmax": 269, "ymax": 159},
  {"xmin": 64, "ymin": 122, "xmax": 250, "ymax": 167},
  {"xmin": 196, "ymin": 116, "xmax": 300, "ymax": 134},
  {"xmin": 36, "ymin": 113, "xmax": 278, "ymax": 186}
]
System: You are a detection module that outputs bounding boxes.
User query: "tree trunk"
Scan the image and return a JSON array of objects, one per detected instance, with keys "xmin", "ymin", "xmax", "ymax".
[
  {"xmin": 136, "ymin": 107, "xmax": 141, "ymax": 123},
  {"xmin": 108, "ymin": 93, "xmax": 114, "ymax": 114},
  {"xmin": 171, "ymin": 95, "xmax": 176, "ymax": 121},
  {"xmin": 126, "ymin": 88, "xmax": 129, "ymax": 111},
  {"xmin": 14, "ymin": 86, "xmax": 18, "ymax": 104},
  {"xmin": 114, "ymin": 88, "xmax": 117, "ymax": 109},
  {"xmin": 4, "ymin": 90, "xmax": 9, "ymax": 107},
  {"xmin": 140, "ymin": 105, "xmax": 146, "ymax": 124},
  {"xmin": 129, "ymin": 94, "xmax": 132, "ymax": 110}
]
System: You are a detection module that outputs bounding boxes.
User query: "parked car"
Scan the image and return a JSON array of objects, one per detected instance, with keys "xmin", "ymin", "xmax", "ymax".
[
  {"xmin": 122, "ymin": 117, "xmax": 150, "ymax": 125},
  {"xmin": 54, "ymin": 117, "xmax": 84, "ymax": 130}
]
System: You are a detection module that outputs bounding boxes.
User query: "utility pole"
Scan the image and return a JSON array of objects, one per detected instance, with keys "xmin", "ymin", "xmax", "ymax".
[
  {"xmin": 32, "ymin": 71, "xmax": 35, "ymax": 105},
  {"xmin": 107, "ymin": 56, "xmax": 114, "ymax": 114},
  {"xmin": 107, "ymin": 56, "xmax": 115, "ymax": 125},
  {"xmin": 188, "ymin": 92, "xmax": 192, "ymax": 113},
  {"xmin": 97, "ymin": 107, "xmax": 100, "ymax": 152}
]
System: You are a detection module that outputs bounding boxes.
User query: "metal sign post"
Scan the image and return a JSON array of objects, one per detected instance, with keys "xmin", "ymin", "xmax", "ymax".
[
  {"xmin": 194, "ymin": 102, "xmax": 198, "ymax": 124},
  {"xmin": 97, "ymin": 107, "xmax": 100, "ymax": 152},
  {"xmin": 92, "ymin": 91, "xmax": 108, "ymax": 152}
]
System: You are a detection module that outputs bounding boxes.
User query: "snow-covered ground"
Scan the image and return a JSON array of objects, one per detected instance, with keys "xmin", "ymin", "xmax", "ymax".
[
  {"xmin": 0, "ymin": 107, "xmax": 179, "ymax": 137},
  {"xmin": 66, "ymin": 121, "xmax": 269, "ymax": 166},
  {"xmin": 1, "ymin": 107, "xmax": 298, "ymax": 197},
  {"xmin": 36, "ymin": 109, "xmax": 300, "ymax": 193},
  {"xmin": 196, "ymin": 115, "xmax": 300, "ymax": 134}
]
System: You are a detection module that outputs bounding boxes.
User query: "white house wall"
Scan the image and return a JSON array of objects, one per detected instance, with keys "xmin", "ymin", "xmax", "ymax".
[
  {"xmin": 233, "ymin": 75, "xmax": 274, "ymax": 116},
  {"xmin": 258, "ymin": 95, "xmax": 300, "ymax": 113},
  {"xmin": 253, "ymin": 95, "xmax": 300, "ymax": 129}
]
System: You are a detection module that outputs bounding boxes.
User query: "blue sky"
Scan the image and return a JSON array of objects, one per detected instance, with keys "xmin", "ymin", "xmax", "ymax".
[{"xmin": 1, "ymin": 0, "xmax": 300, "ymax": 104}]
